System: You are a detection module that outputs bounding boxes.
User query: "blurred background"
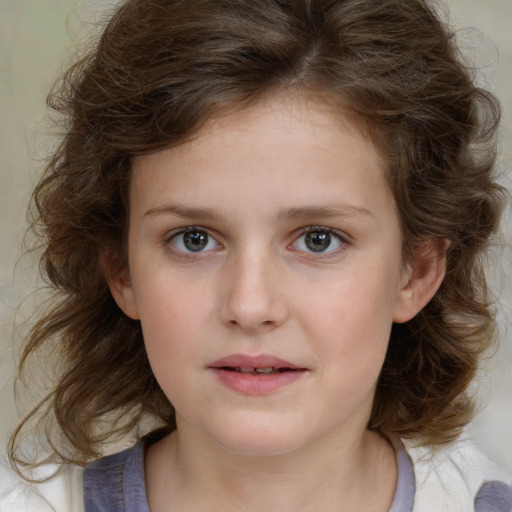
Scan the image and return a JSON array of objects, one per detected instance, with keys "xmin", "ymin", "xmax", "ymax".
[{"xmin": 1, "ymin": 0, "xmax": 511, "ymax": 469}]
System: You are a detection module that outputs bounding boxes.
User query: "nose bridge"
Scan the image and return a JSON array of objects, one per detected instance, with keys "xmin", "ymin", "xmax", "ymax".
[{"xmin": 221, "ymin": 243, "xmax": 287, "ymax": 331}]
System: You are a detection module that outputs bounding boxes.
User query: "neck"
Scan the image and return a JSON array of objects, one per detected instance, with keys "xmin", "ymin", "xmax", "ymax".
[{"xmin": 145, "ymin": 423, "xmax": 397, "ymax": 512}]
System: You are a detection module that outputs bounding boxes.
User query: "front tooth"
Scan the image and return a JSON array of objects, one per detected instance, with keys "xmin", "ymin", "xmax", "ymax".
[
  {"xmin": 239, "ymin": 367, "xmax": 254, "ymax": 373},
  {"xmin": 255, "ymin": 367, "xmax": 274, "ymax": 374}
]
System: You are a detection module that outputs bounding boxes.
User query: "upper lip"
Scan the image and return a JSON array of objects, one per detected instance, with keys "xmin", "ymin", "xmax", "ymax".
[{"xmin": 209, "ymin": 353, "xmax": 305, "ymax": 370}]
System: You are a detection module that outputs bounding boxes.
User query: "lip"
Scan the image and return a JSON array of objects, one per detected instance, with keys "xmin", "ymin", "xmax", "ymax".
[{"xmin": 208, "ymin": 353, "xmax": 308, "ymax": 395}]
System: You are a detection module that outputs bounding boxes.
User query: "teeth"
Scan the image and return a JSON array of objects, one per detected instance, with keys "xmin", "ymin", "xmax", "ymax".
[
  {"xmin": 255, "ymin": 367, "xmax": 274, "ymax": 374},
  {"xmin": 234, "ymin": 367, "xmax": 276, "ymax": 374}
]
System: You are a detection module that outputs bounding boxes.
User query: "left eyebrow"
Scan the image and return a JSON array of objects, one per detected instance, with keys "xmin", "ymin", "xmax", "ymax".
[{"xmin": 278, "ymin": 204, "xmax": 373, "ymax": 221}]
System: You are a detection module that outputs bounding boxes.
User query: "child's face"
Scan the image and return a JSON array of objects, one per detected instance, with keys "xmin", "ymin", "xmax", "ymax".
[{"xmin": 109, "ymin": 93, "xmax": 437, "ymax": 456}]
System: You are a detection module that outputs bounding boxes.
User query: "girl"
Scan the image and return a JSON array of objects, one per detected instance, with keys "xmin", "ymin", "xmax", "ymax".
[{"xmin": 2, "ymin": 0, "xmax": 511, "ymax": 510}]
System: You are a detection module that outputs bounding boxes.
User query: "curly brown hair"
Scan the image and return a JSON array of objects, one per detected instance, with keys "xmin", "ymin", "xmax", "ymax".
[{"xmin": 10, "ymin": 0, "xmax": 506, "ymax": 469}]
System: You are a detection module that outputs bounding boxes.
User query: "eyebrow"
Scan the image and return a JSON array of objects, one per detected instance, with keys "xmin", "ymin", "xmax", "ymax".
[
  {"xmin": 144, "ymin": 204, "xmax": 220, "ymax": 220},
  {"xmin": 277, "ymin": 204, "xmax": 373, "ymax": 221},
  {"xmin": 143, "ymin": 203, "xmax": 373, "ymax": 221}
]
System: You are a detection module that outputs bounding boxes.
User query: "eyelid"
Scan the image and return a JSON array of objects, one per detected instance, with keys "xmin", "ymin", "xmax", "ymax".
[
  {"xmin": 301, "ymin": 225, "xmax": 349, "ymax": 240},
  {"xmin": 164, "ymin": 225, "xmax": 216, "ymax": 241}
]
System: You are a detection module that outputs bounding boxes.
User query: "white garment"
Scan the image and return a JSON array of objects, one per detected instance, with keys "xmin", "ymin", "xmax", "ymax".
[
  {"xmin": 0, "ymin": 454, "xmax": 84, "ymax": 512},
  {"xmin": 404, "ymin": 438, "xmax": 512, "ymax": 512},
  {"xmin": 1, "ymin": 437, "xmax": 510, "ymax": 512},
  {"xmin": 404, "ymin": 440, "xmax": 512, "ymax": 512}
]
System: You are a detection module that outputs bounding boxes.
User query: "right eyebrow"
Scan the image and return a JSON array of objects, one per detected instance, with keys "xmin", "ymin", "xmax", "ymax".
[{"xmin": 143, "ymin": 203, "xmax": 222, "ymax": 221}]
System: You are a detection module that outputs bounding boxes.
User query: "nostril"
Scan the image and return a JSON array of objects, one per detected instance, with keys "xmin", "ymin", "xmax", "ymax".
[{"xmin": 228, "ymin": 319, "xmax": 274, "ymax": 328}]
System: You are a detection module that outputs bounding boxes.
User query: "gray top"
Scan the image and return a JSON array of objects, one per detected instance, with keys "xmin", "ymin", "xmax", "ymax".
[
  {"xmin": 84, "ymin": 439, "xmax": 150, "ymax": 512},
  {"xmin": 83, "ymin": 437, "xmax": 512, "ymax": 511},
  {"xmin": 83, "ymin": 438, "xmax": 416, "ymax": 512}
]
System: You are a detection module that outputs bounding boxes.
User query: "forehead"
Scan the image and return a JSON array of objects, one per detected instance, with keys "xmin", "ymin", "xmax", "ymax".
[{"xmin": 130, "ymin": 93, "xmax": 396, "ymax": 223}]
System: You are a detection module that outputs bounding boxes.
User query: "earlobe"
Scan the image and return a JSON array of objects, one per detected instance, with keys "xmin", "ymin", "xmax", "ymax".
[
  {"xmin": 99, "ymin": 251, "xmax": 140, "ymax": 320},
  {"xmin": 393, "ymin": 239, "xmax": 448, "ymax": 324}
]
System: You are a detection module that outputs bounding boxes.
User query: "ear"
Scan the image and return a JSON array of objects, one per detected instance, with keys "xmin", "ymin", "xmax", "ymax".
[
  {"xmin": 99, "ymin": 250, "xmax": 140, "ymax": 320},
  {"xmin": 393, "ymin": 238, "xmax": 448, "ymax": 324}
]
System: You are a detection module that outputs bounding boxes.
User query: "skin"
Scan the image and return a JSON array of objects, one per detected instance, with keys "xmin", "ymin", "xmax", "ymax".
[{"xmin": 107, "ymin": 92, "xmax": 446, "ymax": 511}]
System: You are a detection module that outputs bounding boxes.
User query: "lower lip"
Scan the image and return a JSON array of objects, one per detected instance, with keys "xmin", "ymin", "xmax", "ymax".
[{"xmin": 210, "ymin": 369, "xmax": 307, "ymax": 395}]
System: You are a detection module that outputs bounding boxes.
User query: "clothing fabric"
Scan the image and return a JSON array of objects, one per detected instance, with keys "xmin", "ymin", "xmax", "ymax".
[
  {"xmin": 82, "ymin": 440, "xmax": 416, "ymax": 512},
  {"xmin": 1, "ymin": 437, "xmax": 511, "ymax": 512},
  {"xmin": 0, "ymin": 453, "xmax": 84, "ymax": 512},
  {"xmin": 402, "ymin": 438, "xmax": 512, "ymax": 512},
  {"xmin": 83, "ymin": 441, "xmax": 149, "ymax": 512}
]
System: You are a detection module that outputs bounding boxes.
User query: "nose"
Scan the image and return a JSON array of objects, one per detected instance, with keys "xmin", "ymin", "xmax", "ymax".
[{"xmin": 220, "ymin": 250, "xmax": 289, "ymax": 333}]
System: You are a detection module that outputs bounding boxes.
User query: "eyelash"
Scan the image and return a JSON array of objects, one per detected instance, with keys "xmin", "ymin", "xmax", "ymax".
[{"xmin": 164, "ymin": 225, "xmax": 349, "ymax": 259}]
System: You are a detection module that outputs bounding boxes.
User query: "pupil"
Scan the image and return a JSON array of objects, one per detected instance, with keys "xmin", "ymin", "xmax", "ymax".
[
  {"xmin": 305, "ymin": 231, "xmax": 330, "ymax": 252},
  {"xmin": 184, "ymin": 230, "xmax": 208, "ymax": 251}
]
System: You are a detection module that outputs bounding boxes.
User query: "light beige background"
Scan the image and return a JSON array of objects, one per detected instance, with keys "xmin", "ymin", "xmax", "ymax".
[{"xmin": 1, "ymin": 0, "xmax": 511, "ymax": 469}]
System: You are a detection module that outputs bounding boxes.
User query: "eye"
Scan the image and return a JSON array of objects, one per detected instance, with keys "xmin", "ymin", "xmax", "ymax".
[
  {"xmin": 168, "ymin": 227, "xmax": 220, "ymax": 254},
  {"xmin": 292, "ymin": 227, "xmax": 345, "ymax": 254}
]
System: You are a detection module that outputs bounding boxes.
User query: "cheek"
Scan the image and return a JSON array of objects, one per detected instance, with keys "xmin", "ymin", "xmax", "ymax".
[
  {"xmin": 137, "ymin": 301, "xmax": 201, "ymax": 410},
  {"xmin": 299, "ymin": 266, "xmax": 399, "ymax": 328},
  {"xmin": 132, "ymin": 260, "xmax": 212, "ymax": 329},
  {"xmin": 132, "ymin": 280, "xmax": 201, "ymax": 362},
  {"xmin": 296, "ymin": 267, "xmax": 398, "ymax": 368},
  {"xmin": 132, "ymin": 269, "xmax": 222, "ymax": 387}
]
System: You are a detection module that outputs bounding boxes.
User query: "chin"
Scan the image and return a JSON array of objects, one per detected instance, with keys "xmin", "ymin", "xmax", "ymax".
[{"xmin": 211, "ymin": 421, "xmax": 308, "ymax": 457}]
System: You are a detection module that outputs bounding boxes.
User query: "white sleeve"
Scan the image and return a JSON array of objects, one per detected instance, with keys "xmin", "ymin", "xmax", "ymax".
[
  {"xmin": 404, "ymin": 437, "xmax": 512, "ymax": 512},
  {"xmin": 0, "ymin": 452, "xmax": 84, "ymax": 512}
]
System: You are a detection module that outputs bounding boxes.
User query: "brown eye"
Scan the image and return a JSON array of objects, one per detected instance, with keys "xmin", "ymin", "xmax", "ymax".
[
  {"xmin": 169, "ymin": 228, "xmax": 220, "ymax": 253},
  {"xmin": 183, "ymin": 230, "xmax": 209, "ymax": 251},
  {"xmin": 291, "ymin": 227, "xmax": 345, "ymax": 255},
  {"xmin": 305, "ymin": 231, "xmax": 332, "ymax": 252}
]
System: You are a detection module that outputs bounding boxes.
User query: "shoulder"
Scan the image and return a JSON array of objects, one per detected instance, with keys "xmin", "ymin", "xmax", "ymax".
[
  {"xmin": 83, "ymin": 440, "xmax": 149, "ymax": 512},
  {"xmin": 0, "ymin": 451, "xmax": 84, "ymax": 512},
  {"xmin": 403, "ymin": 437, "xmax": 512, "ymax": 512}
]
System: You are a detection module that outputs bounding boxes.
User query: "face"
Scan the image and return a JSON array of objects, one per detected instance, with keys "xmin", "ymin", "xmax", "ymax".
[{"xmin": 109, "ymin": 94, "xmax": 441, "ymax": 456}]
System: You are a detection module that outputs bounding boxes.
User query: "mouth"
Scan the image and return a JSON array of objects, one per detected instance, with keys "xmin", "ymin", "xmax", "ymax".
[
  {"xmin": 216, "ymin": 366, "xmax": 300, "ymax": 375},
  {"xmin": 208, "ymin": 354, "xmax": 308, "ymax": 395},
  {"xmin": 209, "ymin": 354, "xmax": 306, "ymax": 373}
]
